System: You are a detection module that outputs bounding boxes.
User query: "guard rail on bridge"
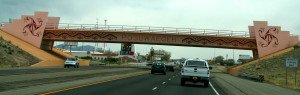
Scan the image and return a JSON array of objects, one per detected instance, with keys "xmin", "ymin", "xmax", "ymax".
[
  {"xmin": 45, "ymin": 23, "xmax": 251, "ymax": 38},
  {"xmin": 0, "ymin": 22, "xmax": 7, "ymax": 29}
]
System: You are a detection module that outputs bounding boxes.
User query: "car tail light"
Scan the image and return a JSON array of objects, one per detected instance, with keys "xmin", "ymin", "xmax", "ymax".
[
  {"xmin": 207, "ymin": 70, "xmax": 210, "ymax": 74},
  {"xmin": 163, "ymin": 67, "xmax": 166, "ymax": 69},
  {"xmin": 152, "ymin": 66, "xmax": 154, "ymax": 69},
  {"xmin": 181, "ymin": 68, "xmax": 184, "ymax": 73}
]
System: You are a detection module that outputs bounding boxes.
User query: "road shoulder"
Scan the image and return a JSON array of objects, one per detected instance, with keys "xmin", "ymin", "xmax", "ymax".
[{"xmin": 211, "ymin": 72, "xmax": 300, "ymax": 95}]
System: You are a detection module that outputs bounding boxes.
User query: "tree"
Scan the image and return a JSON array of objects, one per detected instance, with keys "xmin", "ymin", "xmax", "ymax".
[
  {"xmin": 160, "ymin": 50, "xmax": 171, "ymax": 62},
  {"xmin": 214, "ymin": 56, "xmax": 224, "ymax": 64},
  {"xmin": 146, "ymin": 49, "xmax": 171, "ymax": 62},
  {"xmin": 224, "ymin": 59, "xmax": 234, "ymax": 66}
]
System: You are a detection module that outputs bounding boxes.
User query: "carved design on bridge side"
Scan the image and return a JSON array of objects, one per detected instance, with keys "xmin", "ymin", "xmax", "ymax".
[
  {"xmin": 257, "ymin": 27, "xmax": 279, "ymax": 48},
  {"xmin": 43, "ymin": 32, "xmax": 117, "ymax": 41},
  {"xmin": 182, "ymin": 37, "xmax": 256, "ymax": 48},
  {"xmin": 23, "ymin": 17, "xmax": 43, "ymax": 37}
]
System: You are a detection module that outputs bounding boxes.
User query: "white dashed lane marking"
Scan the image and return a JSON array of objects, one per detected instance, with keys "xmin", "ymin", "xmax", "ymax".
[
  {"xmin": 152, "ymin": 87, "xmax": 158, "ymax": 90},
  {"xmin": 162, "ymin": 82, "xmax": 166, "ymax": 84}
]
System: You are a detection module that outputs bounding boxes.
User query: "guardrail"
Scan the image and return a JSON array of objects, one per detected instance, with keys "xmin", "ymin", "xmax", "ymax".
[
  {"xmin": 0, "ymin": 22, "xmax": 6, "ymax": 29},
  {"xmin": 238, "ymin": 72, "xmax": 264, "ymax": 82},
  {"xmin": 45, "ymin": 23, "xmax": 251, "ymax": 38}
]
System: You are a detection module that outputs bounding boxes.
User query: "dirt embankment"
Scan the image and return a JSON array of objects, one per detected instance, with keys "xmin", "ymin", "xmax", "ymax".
[
  {"xmin": 0, "ymin": 36, "xmax": 40, "ymax": 68},
  {"xmin": 239, "ymin": 47, "xmax": 300, "ymax": 90}
]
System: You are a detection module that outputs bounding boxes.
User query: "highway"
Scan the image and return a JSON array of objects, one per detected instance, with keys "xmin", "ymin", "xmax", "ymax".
[
  {"xmin": 1, "ymin": 65, "xmax": 299, "ymax": 95},
  {"xmin": 41, "ymin": 70, "xmax": 226, "ymax": 95}
]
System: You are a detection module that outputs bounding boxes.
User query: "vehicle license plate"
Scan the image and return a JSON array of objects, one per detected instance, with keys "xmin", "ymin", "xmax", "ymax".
[{"xmin": 193, "ymin": 77, "xmax": 198, "ymax": 80}]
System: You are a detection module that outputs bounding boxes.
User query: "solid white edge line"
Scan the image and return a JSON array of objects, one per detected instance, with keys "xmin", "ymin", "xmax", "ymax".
[{"xmin": 209, "ymin": 82, "xmax": 220, "ymax": 95}]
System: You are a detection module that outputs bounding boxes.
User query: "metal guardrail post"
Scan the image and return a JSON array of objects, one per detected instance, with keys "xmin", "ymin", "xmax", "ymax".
[
  {"xmin": 231, "ymin": 31, "xmax": 233, "ymax": 37},
  {"xmin": 122, "ymin": 26, "xmax": 124, "ymax": 32},
  {"xmin": 190, "ymin": 28, "xmax": 192, "ymax": 35},
  {"xmin": 94, "ymin": 25, "xmax": 97, "ymax": 30},
  {"xmin": 149, "ymin": 27, "xmax": 150, "ymax": 33},
  {"xmin": 81, "ymin": 24, "xmax": 83, "ymax": 30},
  {"xmin": 217, "ymin": 30, "xmax": 220, "ymax": 36},
  {"xmin": 203, "ymin": 29, "xmax": 206, "ymax": 35},
  {"xmin": 163, "ymin": 27, "xmax": 165, "ymax": 33},
  {"xmin": 176, "ymin": 28, "xmax": 178, "ymax": 34},
  {"xmin": 67, "ymin": 24, "xmax": 70, "ymax": 30},
  {"xmin": 135, "ymin": 26, "xmax": 137, "ymax": 32},
  {"xmin": 245, "ymin": 32, "xmax": 247, "ymax": 37}
]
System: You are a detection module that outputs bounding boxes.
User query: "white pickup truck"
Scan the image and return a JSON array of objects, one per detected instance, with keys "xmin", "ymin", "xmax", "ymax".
[{"xmin": 180, "ymin": 59, "xmax": 211, "ymax": 87}]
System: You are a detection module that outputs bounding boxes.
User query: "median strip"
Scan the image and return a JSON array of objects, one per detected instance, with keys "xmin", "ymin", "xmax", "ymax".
[
  {"xmin": 0, "ymin": 69, "xmax": 98, "ymax": 76},
  {"xmin": 39, "ymin": 72, "xmax": 149, "ymax": 95}
]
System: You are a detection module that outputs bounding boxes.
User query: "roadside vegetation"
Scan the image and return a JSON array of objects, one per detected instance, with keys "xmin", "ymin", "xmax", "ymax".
[
  {"xmin": 0, "ymin": 36, "xmax": 40, "ymax": 68},
  {"xmin": 239, "ymin": 46, "xmax": 300, "ymax": 90},
  {"xmin": 91, "ymin": 58, "xmax": 127, "ymax": 65}
]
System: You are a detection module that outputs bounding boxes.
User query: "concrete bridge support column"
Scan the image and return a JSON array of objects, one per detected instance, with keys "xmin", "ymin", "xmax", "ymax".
[
  {"xmin": 252, "ymin": 49, "xmax": 259, "ymax": 60},
  {"xmin": 40, "ymin": 40, "xmax": 54, "ymax": 50}
]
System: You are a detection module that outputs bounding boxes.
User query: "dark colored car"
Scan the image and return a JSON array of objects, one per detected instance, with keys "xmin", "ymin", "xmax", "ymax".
[
  {"xmin": 164, "ymin": 63, "xmax": 174, "ymax": 72},
  {"xmin": 151, "ymin": 63, "xmax": 166, "ymax": 75},
  {"xmin": 146, "ymin": 62, "xmax": 153, "ymax": 66}
]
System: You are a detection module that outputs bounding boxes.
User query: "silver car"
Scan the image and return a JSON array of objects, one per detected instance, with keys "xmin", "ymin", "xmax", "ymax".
[{"xmin": 64, "ymin": 57, "xmax": 79, "ymax": 68}]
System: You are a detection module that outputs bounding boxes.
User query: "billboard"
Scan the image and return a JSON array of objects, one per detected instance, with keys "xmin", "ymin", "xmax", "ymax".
[
  {"xmin": 121, "ymin": 43, "xmax": 132, "ymax": 51},
  {"xmin": 239, "ymin": 54, "xmax": 250, "ymax": 60},
  {"xmin": 121, "ymin": 43, "xmax": 134, "ymax": 55},
  {"xmin": 64, "ymin": 42, "xmax": 78, "ymax": 46}
]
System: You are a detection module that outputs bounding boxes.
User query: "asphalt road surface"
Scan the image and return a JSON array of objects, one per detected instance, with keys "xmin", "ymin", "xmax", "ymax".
[{"xmin": 42, "ymin": 70, "xmax": 226, "ymax": 95}]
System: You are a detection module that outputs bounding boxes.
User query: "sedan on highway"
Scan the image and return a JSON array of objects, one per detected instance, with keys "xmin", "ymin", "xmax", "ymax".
[
  {"xmin": 151, "ymin": 62, "xmax": 166, "ymax": 75},
  {"xmin": 164, "ymin": 63, "xmax": 175, "ymax": 72},
  {"xmin": 64, "ymin": 57, "xmax": 79, "ymax": 68}
]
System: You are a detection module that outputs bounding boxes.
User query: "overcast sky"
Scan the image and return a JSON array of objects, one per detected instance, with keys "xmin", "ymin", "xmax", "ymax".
[{"xmin": 1, "ymin": 0, "xmax": 299, "ymax": 60}]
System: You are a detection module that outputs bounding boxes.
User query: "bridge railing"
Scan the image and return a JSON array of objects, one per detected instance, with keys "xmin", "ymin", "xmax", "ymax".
[
  {"xmin": 0, "ymin": 22, "xmax": 7, "ymax": 29},
  {"xmin": 291, "ymin": 34, "xmax": 300, "ymax": 40},
  {"xmin": 45, "ymin": 23, "xmax": 251, "ymax": 38}
]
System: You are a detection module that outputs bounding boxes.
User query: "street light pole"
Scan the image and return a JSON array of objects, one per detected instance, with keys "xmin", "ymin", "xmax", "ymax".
[{"xmin": 233, "ymin": 49, "xmax": 235, "ymax": 64}]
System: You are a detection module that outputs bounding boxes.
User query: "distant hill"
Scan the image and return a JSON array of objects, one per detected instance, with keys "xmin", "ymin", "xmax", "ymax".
[{"xmin": 54, "ymin": 44, "xmax": 104, "ymax": 51}]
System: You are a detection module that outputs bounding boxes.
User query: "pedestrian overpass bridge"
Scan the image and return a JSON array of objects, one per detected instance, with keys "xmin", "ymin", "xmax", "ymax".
[{"xmin": 1, "ymin": 11, "xmax": 300, "ymax": 60}]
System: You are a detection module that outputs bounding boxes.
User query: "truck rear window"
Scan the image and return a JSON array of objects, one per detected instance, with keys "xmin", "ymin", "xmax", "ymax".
[{"xmin": 186, "ymin": 61, "xmax": 206, "ymax": 67}]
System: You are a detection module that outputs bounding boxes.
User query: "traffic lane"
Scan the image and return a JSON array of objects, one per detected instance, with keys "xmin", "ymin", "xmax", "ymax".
[
  {"xmin": 43, "ymin": 70, "xmax": 225, "ymax": 95},
  {"xmin": 154, "ymin": 73, "xmax": 226, "ymax": 95},
  {"xmin": 43, "ymin": 71, "xmax": 177, "ymax": 95},
  {"xmin": 0, "ymin": 65, "xmax": 150, "ymax": 75}
]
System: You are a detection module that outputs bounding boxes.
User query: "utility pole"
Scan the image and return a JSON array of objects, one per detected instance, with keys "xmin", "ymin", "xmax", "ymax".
[
  {"xmin": 104, "ymin": 19, "xmax": 107, "ymax": 28},
  {"xmin": 81, "ymin": 42, "xmax": 84, "ymax": 51},
  {"xmin": 213, "ymin": 48, "xmax": 216, "ymax": 64},
  {"xmin": 96, "ymin": 18, "xmax": 99, "ymax": 29},
  {"xmin": 226, "ymin": 54, "xmax": 228, "ymax": 60},
  {"xmin": 233, "ymin": 49, "xmax": 235, "ymax": 64}
]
